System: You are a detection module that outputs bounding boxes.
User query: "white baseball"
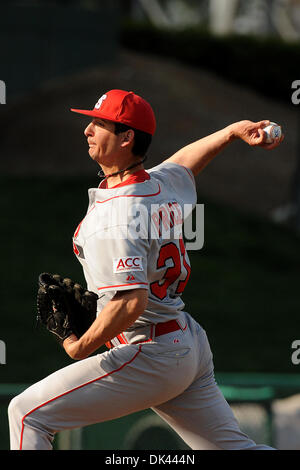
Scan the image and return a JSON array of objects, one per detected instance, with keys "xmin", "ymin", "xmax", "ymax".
[{"xmin": 263, "ymin": 122, "xmax": 282, "ymax": 143}]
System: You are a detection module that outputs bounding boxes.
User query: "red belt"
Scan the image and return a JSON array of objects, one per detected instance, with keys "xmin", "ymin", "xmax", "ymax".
[
  {"xmin": 106, "ymin": 319, "xmax": 182, "ymax": 349},
  {"xmin": 155, "ymin": 319, "xmax": 182, "ymax": 336}
]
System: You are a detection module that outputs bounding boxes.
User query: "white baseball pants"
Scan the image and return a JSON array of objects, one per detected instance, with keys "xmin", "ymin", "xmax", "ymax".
[{"xmin": 8, "ymin": 313, "xmax": 274, "ymax": 450}]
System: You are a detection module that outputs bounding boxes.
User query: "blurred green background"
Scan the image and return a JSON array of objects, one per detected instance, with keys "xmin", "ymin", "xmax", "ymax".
[{"xmin": 1, "ymin": 0, "xmax": 300, "ymax": 451}]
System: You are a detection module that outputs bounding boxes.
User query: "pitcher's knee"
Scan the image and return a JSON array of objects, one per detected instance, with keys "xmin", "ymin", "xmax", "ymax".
[{"xmin": 8, "ymin": 393, "xmax": 27, "ymax": 424}]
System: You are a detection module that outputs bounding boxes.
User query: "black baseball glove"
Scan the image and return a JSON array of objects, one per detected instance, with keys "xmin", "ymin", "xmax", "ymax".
[{"xmin": 36, "ymin": 273, "xmax": 98, "ymax": 343}]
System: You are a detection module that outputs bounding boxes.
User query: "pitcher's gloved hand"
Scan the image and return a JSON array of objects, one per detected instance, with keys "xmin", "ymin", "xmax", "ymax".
[{"xmin": 36, "ymin": 273, "xmax": 98, "ymax": 343}]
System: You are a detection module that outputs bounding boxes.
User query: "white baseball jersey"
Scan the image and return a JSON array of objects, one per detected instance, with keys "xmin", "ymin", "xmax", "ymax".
[{"xmin": 73, "ymin": 162, "xmax": 196, "ymax": 333}]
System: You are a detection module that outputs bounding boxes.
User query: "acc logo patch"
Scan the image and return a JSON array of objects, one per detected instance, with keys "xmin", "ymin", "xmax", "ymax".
[{"xmin": 113, "ymin": 257, "xmax": 143, "ymax": 273}]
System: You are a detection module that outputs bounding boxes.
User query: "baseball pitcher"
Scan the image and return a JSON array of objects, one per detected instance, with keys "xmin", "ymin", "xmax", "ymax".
[{"xmin": 8, "ymin": 89, "xmax": 283, "ymax": 450}]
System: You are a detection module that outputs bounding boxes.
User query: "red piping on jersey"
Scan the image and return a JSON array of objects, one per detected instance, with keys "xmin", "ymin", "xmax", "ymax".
[
  {"xmin": 97, "ymin": 282, "xmax": 148, "ymax": 291},
  {"xmin": 99, "ymin": 169, "xmax": 150, "ymax": 189},
  {"xmin": 19, "ymin": 345, "xmax": 142, "ymax": 450},
  {"xmin": 181, "ymin": 166, "xmax": 195, "ymax": 184},
  {"xmin": 74, "ymin": 204, "xmax": 96, "ymax": 238},
  {"xmin": 176, "ymin": 317, "xmax": 188, "ymax": 331},
  {"xmin": 73, "ymin": 204, "xmax": 96, "ymax": 249},
  {"xmin": 95, "ymin": 183, "xmax": 161, "ymax": 205}
]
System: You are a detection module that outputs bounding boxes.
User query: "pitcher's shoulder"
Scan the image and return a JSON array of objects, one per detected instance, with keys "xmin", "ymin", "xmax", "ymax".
[{"xmin": 148, "ymin": 161, "xmax": 195, "ymax": 186}]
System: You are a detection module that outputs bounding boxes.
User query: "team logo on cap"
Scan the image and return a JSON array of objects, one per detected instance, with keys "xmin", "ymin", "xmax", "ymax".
[{"xmin": 94, "ymin": 94, "xmax": 107, "ymax": 110}]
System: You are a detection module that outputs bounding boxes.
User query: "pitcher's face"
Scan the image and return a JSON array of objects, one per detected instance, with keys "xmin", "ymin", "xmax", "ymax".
[{"xmin": 84, "ymin": 119, "xmax": 122, "ymax": 165}]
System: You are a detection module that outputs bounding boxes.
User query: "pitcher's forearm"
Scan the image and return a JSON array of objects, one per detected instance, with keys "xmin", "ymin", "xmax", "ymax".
[
  {"xmin": 165, "ymin": 120, "xmax": 282, "ymax": 177},
  {"xmin": 63, "ymin": 289, "xmax": 148, "ymax": 360}
]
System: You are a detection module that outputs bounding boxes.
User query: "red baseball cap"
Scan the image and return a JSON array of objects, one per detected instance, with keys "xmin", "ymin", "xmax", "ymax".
[{"xmin": 71, "ymin": 89, "xmax": 156, "ymax": 136}]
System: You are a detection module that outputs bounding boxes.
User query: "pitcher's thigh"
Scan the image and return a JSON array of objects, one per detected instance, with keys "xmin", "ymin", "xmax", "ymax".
[
  {"xmin": 152, "ymin": 371, "xmax": 271, "ymax": 450},
  {"xmin": 10, "ymin": 343, "xmax": 190, "ymax": 438},
  {"xmin": 9, "ymin": 347, "xmax": 148, "ymax": 447}
]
